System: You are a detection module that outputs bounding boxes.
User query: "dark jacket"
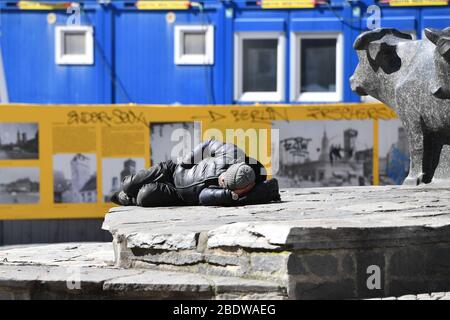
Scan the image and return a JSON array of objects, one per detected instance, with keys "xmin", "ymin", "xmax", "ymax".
[{"xmin": 173, "ymin": 139, "xmax": 267, "ymax": 205}]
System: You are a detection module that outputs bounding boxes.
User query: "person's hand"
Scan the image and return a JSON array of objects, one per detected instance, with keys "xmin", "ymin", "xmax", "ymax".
[{"xmin": 218, "ymin": 173, "xmax": 225, "ymax": 187}]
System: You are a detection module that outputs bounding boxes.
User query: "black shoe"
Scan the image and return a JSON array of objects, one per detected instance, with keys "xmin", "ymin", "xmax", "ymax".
[
  {"xmin": 110, "ymin": 191, "xmax": 134, "ymax": 206},
  {"xmin": 266, "ymin": 178, "xmax": 281, "ymax": 202}
]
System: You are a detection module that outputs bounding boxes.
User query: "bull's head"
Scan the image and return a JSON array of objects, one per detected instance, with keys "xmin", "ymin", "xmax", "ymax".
[
  {"xmin": 350, "ymin": 28, "xmax": 412, "ymax": 100},
  {"xmin": 424, "ymin": 27, "xmax": 450, "ymax": 99}
]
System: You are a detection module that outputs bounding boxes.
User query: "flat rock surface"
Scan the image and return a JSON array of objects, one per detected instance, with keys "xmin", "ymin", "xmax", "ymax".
[
  {"xmin": 370, "ymin": 292, "xmax": 450, "ymax": 300},
  {"xmin": 102, "ymin": 186, "xmax": 450, "ymax": 250},
  {"xmin": 0, "ymin": 242, "xmax": 114, "ymax": 267},
  {"xmin": 0, "ymin": 243, "xmax": 285, "ymax": 299}
]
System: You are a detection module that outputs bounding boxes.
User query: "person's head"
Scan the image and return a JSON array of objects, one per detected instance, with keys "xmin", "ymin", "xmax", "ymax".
[{"xmin": 219, "ymin": 163, "xmax": 256, "ymax": 195}]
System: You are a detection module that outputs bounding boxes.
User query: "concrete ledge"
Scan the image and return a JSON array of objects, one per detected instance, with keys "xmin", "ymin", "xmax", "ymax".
[
  {"xmin": 0, "ymin": 265, "xmax": 286, "ymax": 300},
  {"xmin": 3, "ymin": 186, "xmax": 450, "ymax": 299},
  {"xmin": 102, "ymin": 186, "xmax": 450, "ymax": 299},
  {"xmin": 0, "ymin": 243, "xmax": 286, "ymax": 300}
]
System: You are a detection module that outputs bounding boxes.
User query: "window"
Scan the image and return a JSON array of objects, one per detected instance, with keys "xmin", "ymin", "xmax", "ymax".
[
  {"xmin": 234, "ymin": 32, "xmax": 285, "ymax": 102},
  {"xmin": 291, "ymin": 33, "xmax": 343, "ymax": 102},
  {"xmin": 174, "ymin": 25, "xmax": 214, "ymax": 65},
  {"xmin": 55, "ymin": 26, "xmax": 94, "ymax": 65}
]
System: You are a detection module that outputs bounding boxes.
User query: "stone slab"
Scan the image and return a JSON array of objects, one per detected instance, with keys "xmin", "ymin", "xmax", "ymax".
[
  {"xmin": 0, "ymin": 243, "xmax": 286, "ymax": 300},
  {"xmin": 103, "ymin": 186, "xmax": 450, "ymax": 252},
  {"xmin": 0, "ymin": 242, "xmax": 114, "ymax": 267},
  {"xmin": 0, "ymin": 264, "xmax": 286, "ymax": 300},
  {"xmin": 3, "ymin": 186, "xmax": 450, "ymax": 299},
  {"xmin": 101, "ymin": 186, "xmax": 450, "ymax": 299}
]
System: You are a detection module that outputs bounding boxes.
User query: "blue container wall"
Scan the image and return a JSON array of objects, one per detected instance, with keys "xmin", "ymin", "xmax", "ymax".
[
  {"xmin": 1, "ymin": 1, "xmax": 450, "ymax": 104},
  {"xmin": 361, "ymin": 4, "xmax": 450, "ymax": 36},
  {"xmin": 114, "ymin": 8, "xmax": 223, "ymax": 104},
  {"xmin": 0, "ymin": 5, "xmax": 111, "ymax": 103},
  {"xmin": 233, "ymin": 5, "xmax": 359, "ymax": 102}
]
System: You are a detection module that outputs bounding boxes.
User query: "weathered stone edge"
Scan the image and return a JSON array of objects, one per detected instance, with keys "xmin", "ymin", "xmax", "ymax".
[{"xmin": 0, "ymin": 265, "xmax": 287, "ymax": 300}]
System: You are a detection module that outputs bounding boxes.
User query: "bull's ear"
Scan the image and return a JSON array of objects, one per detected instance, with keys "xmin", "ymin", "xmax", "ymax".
[
  {"xmin": 425, "ymin": 28, "xmax": 443, "ymax": 45},
  {"xmin": 437, "ymin": 36, "xmax": 450, "ymax": 60}
]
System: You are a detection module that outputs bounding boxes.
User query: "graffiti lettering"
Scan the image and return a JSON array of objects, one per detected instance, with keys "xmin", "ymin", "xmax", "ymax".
[
  {"xmin": 192, "ymin": 107, "xmax": 289, "ymax": 124},
  {"xmin": 230, "ymin": 107, "xmax": 289, "ymax": 124},
  {"xmin": 306, "ymin": 106, "xmax": 396, "ymax": 120},
  {"xmin": 67, "ymin": 109, "xmax": 148, "ymax": 127},
  {"xmin": 281, "ymin": 137, "xmax": 311, "ymax": 157},
  {"xmin": 111, "ymin": 109, "xmax": 148, "ymax": 126}
]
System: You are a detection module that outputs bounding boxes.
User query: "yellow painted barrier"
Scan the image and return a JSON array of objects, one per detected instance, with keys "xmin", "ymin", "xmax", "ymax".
[{"xmin": 0, "ymin": 103, "xmax": 399, "ymax": 220}]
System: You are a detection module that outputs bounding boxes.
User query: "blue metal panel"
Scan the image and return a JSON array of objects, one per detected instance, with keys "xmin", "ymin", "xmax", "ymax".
[
  {"xmin": 0, "ymin": 3, "xmax": 109, "ymax": 104},
  {"xmin": 1, "ymin": 1, "xmax": 449, "ymax": 105},
  {"xmin": 421, "ymin": 6, "xmax": 450, "ymax": 30},
  {"xmin": 291, "ymin": 17, "xmax": 343, "ymax": 32},
  {"xmin": 234, "ymin": 18, "xmax": 286, "ymax": 32},
  {"xmin": 363, "ymin": 7, "xmax": 420, "ymax": 34},
  {"xmin": 290, "ymin": 6, "xmax": 346, "ymax": 32},
  {"xmin": 380, "ymin": 16, "xmax": 417, "ymax": 31},
  {"xmin": 233, "ymin": 9, "xmax": 289, "ymax": 31},
  {"xmin": 114, "ymin": 8, "xmax": 221, "ymax": 104},
  {"xmin": 342, "ymin": 3, "xmax": 362, "ymax": 103},
  {"xmin": 222, "ymin": 3, "xmax": 235, "ymax": 104}
]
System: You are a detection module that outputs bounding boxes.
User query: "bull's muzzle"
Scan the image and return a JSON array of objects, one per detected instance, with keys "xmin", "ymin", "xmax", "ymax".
[{"xmin": 350, "ymin": 76, "xmax": 368, "ymax": 96}]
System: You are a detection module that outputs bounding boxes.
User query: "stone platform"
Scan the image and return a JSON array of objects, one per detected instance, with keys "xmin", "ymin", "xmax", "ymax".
[
  {"xmin": 102, "ymin": 186, "xmax": 450, "ymax": 299},
  {"xmin": 2, "ymin": 185, "xmax": 450, "ymax": 299},
  {"xmin": 0, "ymin": 243, "xmax": 285, "ymax": 299}
]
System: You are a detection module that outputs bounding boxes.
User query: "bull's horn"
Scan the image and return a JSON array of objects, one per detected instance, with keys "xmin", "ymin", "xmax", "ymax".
[
  {"xmin": 353, "ymin": 28, "xmax": 412, "ymax": 50},
  {"xmin": 354, "ymin": 28, "xmax": 386, "ymax": 50},
  {"xmin": 425, "ymin": 28, "xmax": 443, "ymax": 45}
]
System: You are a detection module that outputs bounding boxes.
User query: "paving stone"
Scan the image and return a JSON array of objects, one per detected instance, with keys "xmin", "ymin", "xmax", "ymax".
[
  {"xmin": 0, "ymin": 243, "xmax": 114, "ymax": 267},
  {"xmin": 389, "ymin": 279, "xmax": 450, "ymax": 297},
  {"xmin": 0, "ymin": 264, "xmax": 286, "ymax": 300},
  {"xmin": 369, "ymin": 291, "xmax": 450, "ymax": 300},
  {"xmin": 416, "ymin": 293, "xmax": 433, "ymax": 300},
  {"xmin": 250, "ymin": 253, "xmax": 289, "ymax": 275},
  {"xmin": 129, "ymin": 250, "xmax": 204, "ymax": 266},
  {"xmin": 292, "ymin": 279, "xmax": 356, "ymax": 300},
  {"xmin": 287, "ymin": 254, "xmax": 307, "ymax": 275},
  {"xmin": 103, "ymin": 186, "xmax": 450, "ymax": 254},
  {"xmin": 431, "ymin": 292, "xmax": 446, "ymax": 298},
  {"xmin": 3, "ymin": 186, "xmax": 450, "ymax": 299},
  {"xmin": 389, "ymin": 247, "xmax": 428, "ymax": 277},
  {"xmin": 103, "ymin": 270, "xmax": 214, "ymax": 294},
  {"xmin": 341, "ymin": 255, "xmax": 355, "ymax": 275},
  {"xmin": 302, "ymin": 254, "xmax": 338, "ymax": 277}
]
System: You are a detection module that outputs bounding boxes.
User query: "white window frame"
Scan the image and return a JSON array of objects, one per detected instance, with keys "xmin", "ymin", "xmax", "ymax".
[
  {"xmin": 234, "ymin": 32, "xmax": 285, "ymax": 102},
  {"xmin": 174, "ymin": 25, "xmax": 214, "ymax": 65},
  {"xmin": 290, "ymin": 32, "xmax": 343, "ymax": 103},
  {"xmin": 55, "ymin": 25, "xmax": 94, "ymax": 65}
]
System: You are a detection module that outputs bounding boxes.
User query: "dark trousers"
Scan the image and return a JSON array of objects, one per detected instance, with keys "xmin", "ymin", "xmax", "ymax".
[{"xmin": 121, "ymin": 160, "xmax": 184, "ymax": 207}]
